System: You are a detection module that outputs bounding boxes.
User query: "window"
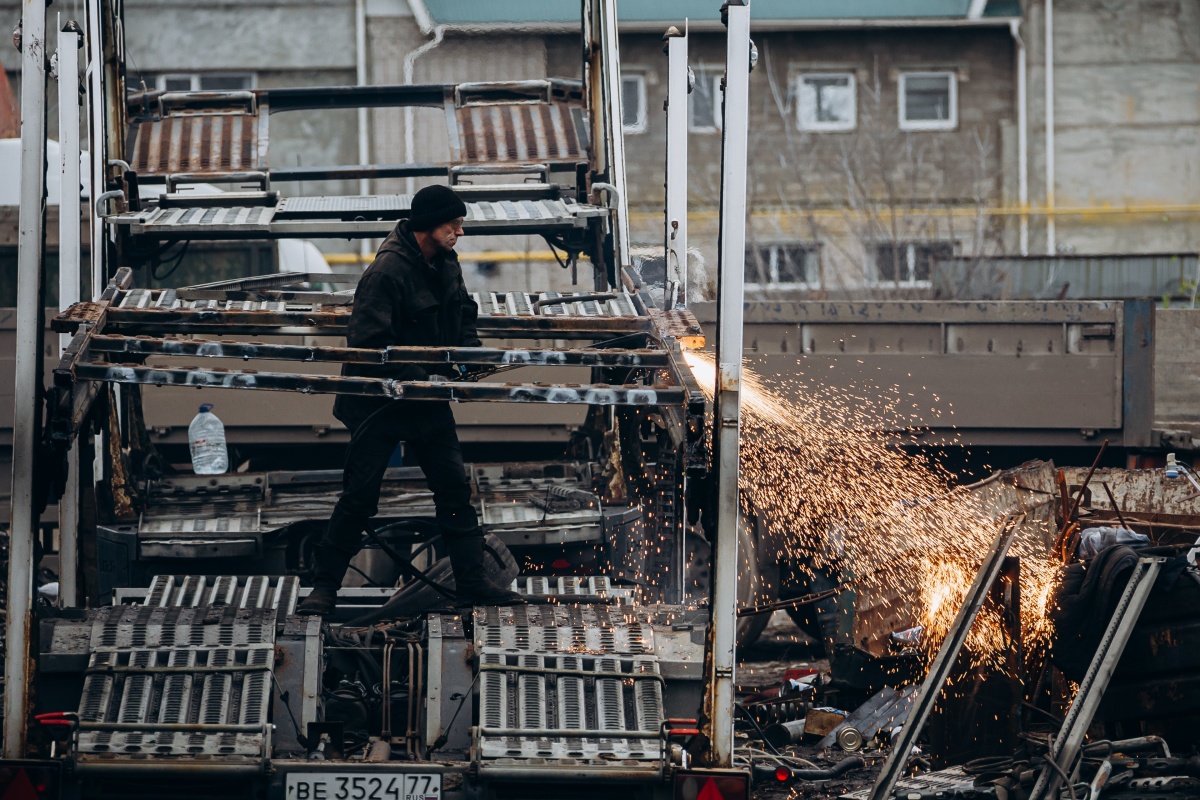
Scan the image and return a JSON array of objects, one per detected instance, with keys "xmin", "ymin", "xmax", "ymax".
[
  {"xmin": 157, "ymin": 73, "xmax": 255, "ymax": 92},
  {"xmin": 795, "ymin": 73, "xmax": 856, "ymax": 132},
  {"xmin": 746, "ymin": 244, "xmax": 820, "ymax": 289},
  {"xmin": 621, "ymin": 74, "xmax": 647, "ymax": 134},
  {"xmin": 688, "ymin": 68, "xmax": 722, "ymax": 132},
  {"xmin": 874, "ymin": 241, "xmax": 953, "ymax": 285},
  {"xmin": 899, "ymin": 71, "xmax": 956, "ymax": 131}
]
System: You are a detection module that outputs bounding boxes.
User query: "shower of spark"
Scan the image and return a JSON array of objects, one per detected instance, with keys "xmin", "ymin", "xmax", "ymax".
[{"xmin": 682, "ymin": 350, "xmax": 1061, "ymax": 672}]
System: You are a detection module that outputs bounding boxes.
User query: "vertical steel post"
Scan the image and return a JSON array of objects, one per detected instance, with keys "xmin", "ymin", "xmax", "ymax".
[
  {"xmin": 57, "ymin": 19, "xmax": 83, "ymax": 609},
  {"xmin": 7, "ymin": 0, "xmax": 49, "ymax": 758},
  {"xmin": 600, "ymin": 0, "xmax": 630, "ymax": 274},
  {"xmin": 585, "ymin": 0, "xmax": 631, "ymax": 285},
  {"xmin": 85, "ymin": 0, "xmax": 118, "ymax": 494},
  {"xmin": 664, "ymin": 25, "xmax": 689, "ymax": 308},
  {"xmin": 705, "ymin": 0, "xmax": 751, "ymax": 769}
]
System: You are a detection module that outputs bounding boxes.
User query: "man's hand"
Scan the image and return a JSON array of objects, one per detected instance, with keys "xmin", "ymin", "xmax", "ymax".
[{"xmin": 453, "ymin": 364, "xmax": 498, "ymax": 381}]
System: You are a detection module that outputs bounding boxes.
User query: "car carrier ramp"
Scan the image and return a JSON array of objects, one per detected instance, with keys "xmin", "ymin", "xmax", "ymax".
[
  {"xmin": 470, "ymin": 604, "xmax": 667, "ymax": 777},
  {"xmin": 73, "ymin": 576, "xmax": 298, "ymax": 772}
]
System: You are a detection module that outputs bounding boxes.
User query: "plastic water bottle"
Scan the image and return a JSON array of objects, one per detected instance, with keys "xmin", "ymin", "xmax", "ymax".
[{"xmin": 189, "ymin": 404, "xmax": 228, "ymax": 475}]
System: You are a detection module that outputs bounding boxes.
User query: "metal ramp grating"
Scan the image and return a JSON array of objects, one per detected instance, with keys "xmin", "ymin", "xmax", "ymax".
[
  {"xmin": 472, "ymin": 604, "xmax": 664, "ymax": 766},
  {"xmin": 76, "ymin": 604, "xmax": 277, "ymax": 761},
  {"xmin": 474, "ymin": 604, "xmax": 654, "ymax": 654},
  {"xmin": 115, "ymin": 197, "xmax": 604, "ymax": 239},
  {"xmin": 841, "ymin": 767, "xmax": 971, "ymax": 799},
  {"xmin": 144, "ymin": 574, "xmax": 299, "ymax": 621},
  {"xmin": 510, "ymin": 576, "xmax": 620, "ymax": 598}
]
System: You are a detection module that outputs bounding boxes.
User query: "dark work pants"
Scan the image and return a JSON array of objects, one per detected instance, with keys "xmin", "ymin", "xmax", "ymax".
[{"xmin": 311, "ymin": 400, "xmax": 477, "ymax": 589}]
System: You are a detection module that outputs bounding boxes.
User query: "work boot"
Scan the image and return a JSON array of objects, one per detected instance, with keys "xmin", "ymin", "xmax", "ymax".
[
  {"xmin": 297, "ymin": 533, "xmax": 359, "ymax": 615},
  {"xmin": 296, "ymin": 586, "xmax": 339, "ymax": 616},
  {"xmin": 444, "ymin": 533, "xmax": 526, "ymax": 607}
]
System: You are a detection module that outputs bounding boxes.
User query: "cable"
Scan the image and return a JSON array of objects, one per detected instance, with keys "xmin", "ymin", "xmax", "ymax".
[
  {"xmin": 346, "ymin": 562, "xmax": 385, "ymax": 588},
  {"xmin": 272, "ymin": 672, "xmax": 308, "ymax": 749},
  {"xmin": 151, "ymin": 240, "xmax": 191, "ymax": 281},
  {"xmin": 1042, "ymin": 754, "xmax": 1080, "ymax": 800},
  {"xmin": 734, "ymin": 705, "xmax": 784, "ymax": 757},
  {"xmin": 427, "ymin": 670, "xmax": 480, "ymax": 755},
  {"xmin": 361, "ymin": 524, "xmax": 458, "ymax": 599}
]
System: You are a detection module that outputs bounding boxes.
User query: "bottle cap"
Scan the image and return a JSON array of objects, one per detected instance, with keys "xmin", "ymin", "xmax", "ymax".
[{"xmin": 199, "ymin": 404, "xmax": 213, "ymax": 413}]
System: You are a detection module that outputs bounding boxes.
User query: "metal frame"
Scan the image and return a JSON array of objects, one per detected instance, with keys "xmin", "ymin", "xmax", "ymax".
[
  {"xmin": 664, "ymin": 25, "xmax": 689, "ymax": 307},
  {"xmin": 706, "ymin": 0, "xmax": 752, "ymax": 769},
  {"xmin": 48, "ymin": 279, "xmax": 706, "ymax": 440},
  {"xmin": 57, "ymin": 18, "xmax": 84, "ymax": 610},
  {"xmin": 6, "ymin": 0, "xmax": 51, "ymax": 759},
  {"xmin": 1027, "ymin": 557, "xmax": 1165, "ymax": 800},
  {"xmin": 868, "ymin": 514, "xmax": 1024, "ymax": 800}
]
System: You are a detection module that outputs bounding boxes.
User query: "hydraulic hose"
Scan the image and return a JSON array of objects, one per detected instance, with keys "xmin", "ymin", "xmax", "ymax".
[{"xmin": 754, "ymin": 756, "xmax": 866, "ymax": 784}]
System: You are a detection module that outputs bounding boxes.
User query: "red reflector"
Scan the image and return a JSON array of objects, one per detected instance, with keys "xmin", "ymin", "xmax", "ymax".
[
  {"xmin": 774, "ymin": 766, "xmax": 791, "ymax": 782},
  {"xmin": 550, "ymin": 559, "xmax": 571, "ymax": 569},
  {"xmin": 0, "ymin": 761, "xmax": 61, "ymax": 800},
  {"xmin": 0, "ymin": 769, "xmax": 39, "ymax": 800},
  {"xmin": 673, "ymin": 770, "xmax": 749, "ymax": 800}
]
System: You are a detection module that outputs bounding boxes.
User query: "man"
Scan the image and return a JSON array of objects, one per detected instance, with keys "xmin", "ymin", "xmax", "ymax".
[{"xmin": 298, "ymin": 185, "xmax": 524, "ymax": 615}]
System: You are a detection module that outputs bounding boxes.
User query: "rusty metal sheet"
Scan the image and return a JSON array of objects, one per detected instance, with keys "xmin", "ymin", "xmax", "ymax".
[
  {"xmin": 126, "ymin": 109, "xmax": 269, "ymax": 176},
  {"xmin": 74, "ymin": 362, "xmax": 684, "ymax": 406},
  {"xmin": 454, "ymin": 102, "xmax": 585, "ymax": 164},
  {"xmin": 1064, "ymin": 466, "xmax": 1200, "ymax": 519},
  {"xmin": 86, "ymin": 334, "xmax": 670, "ymax": 368}
]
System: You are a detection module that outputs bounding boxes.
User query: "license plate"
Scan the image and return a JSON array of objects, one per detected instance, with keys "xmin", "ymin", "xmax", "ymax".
[{"xmin": 285, "ymin": 772, "xmax": 441, "ymax": 800}]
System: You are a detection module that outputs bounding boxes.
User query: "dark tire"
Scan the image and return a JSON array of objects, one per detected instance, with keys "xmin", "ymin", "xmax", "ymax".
[{"xmin": 736, "ymin": 513, "xmax": 772, "ymax": 648}]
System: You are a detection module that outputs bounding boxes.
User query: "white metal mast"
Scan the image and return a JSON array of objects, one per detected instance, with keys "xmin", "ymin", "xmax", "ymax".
[
  {"xmin": 664, "ymin": 24, "xmax": 689, "ymax": 308},
  {"xmin": 706, "ymin": 0, "xmax": 751, "ymax": 769},
  {"xmin": 7, "ymin": 0, "xmax": 50, "ymax": 757}
]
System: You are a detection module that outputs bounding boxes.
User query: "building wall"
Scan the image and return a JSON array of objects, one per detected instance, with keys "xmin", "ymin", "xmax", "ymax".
[
  {"xmin": 608, "ymin": 26, "xmax": 1016, "ymax": 295},
  {"xmin": 1024, "ymin": 0, "xmax": 1200, "ymax": 256}
]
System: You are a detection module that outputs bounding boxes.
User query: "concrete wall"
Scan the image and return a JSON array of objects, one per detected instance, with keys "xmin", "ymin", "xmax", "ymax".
[
  {"xmin": 1156, "ymin": 308, "xmax": 1200, "ymax": 440},
  {"xmin": 1023, "ymin": 0, "xmax": 1200, "ymax": 256},
  {"xmin": 582, "ymin": 27, "xmax": 1017, "ymax": 296}
]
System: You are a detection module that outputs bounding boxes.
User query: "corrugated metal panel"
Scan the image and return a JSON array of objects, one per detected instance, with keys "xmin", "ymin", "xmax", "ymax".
[
  {"xmin": 933, "ymin": 254, "xmax": 1200, "ymax": 300},
  {"xmin": 127, "ymin": 110, "xmax": 269, "ymax": 176},
  {"xmin": 455, "ymin": 103, "xmax": 584, "ymax": 164}
]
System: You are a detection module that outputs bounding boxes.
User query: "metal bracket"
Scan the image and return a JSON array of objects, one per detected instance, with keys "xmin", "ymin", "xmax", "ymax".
[
  {"xmin": 1027, "ymin": 556, "xmax": 1165, "ymax": 800},
  {"xmin": 868, "ymin": 513, "xmax": 1024, "ymax": 800}
]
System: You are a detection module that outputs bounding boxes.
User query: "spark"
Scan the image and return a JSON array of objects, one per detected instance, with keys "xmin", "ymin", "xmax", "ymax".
[{"xmin": 682, "ymin": 350, "xmax": 1061, "ymax": 672}]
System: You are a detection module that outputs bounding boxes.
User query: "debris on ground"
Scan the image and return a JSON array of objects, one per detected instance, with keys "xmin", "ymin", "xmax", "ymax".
[{"xmin": 738, "ymin": 455, "xmax": 1200, "ymax": 799}]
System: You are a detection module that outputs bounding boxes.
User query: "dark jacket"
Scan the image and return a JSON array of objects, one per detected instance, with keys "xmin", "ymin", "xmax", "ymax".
[{"xmin": 333, "ymin": 221, "xmax": 481, "ymax": 428}]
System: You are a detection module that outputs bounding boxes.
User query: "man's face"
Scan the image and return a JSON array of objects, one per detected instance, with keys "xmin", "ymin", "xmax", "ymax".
[{"xmin": 430, "ymin": 217, "xmax": 465, "ymax": 253}]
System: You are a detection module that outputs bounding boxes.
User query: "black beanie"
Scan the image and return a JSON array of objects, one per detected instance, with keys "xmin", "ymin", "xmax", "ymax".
[{"xmin": 408, "ymin": 185, "xmax": 468, "ymax": 231}]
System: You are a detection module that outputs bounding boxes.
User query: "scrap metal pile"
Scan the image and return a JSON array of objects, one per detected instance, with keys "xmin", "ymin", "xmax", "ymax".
[{"xmin": 729, "ymin": 456, "xmax": 1200, "ymax": 799}]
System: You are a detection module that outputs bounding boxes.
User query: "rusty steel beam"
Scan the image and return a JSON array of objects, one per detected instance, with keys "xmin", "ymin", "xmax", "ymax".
[
  {"xmin": 86, "ymin": 335, "xmax": 671, "ymax": 368},
  {"xmin": 73, "ymin": 362, "xmax": 684, "ymax": 405},
  {"xmin": 54, "ymin": 304, "xmax": 657, "ymax": 339}
]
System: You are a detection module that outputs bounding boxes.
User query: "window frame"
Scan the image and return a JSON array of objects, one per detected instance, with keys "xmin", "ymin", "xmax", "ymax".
[
  {"xmin": 794, "ymin": 72, "xmax": 857, "ymax": 132},
  {"xmin": 688, "ymin": 68, "xmax": 723, "ymax": 133},
  {"xmin": 157, "ymin": 72, "xmax": 257, "ymax": 92},
  {"xmin": 898, "ymin": 70, "xmax": 957, "ymax": 132},
  {"xmin": 872, "ymin": 241, "xmax": 953, "ymax": 287},
  {"xmin": 620, "ymin": 73, "xmax": 648, "ymax": 134},
  {"xmin": 744, "ymin": 243, "xmax": 821, "ymax": 290}
]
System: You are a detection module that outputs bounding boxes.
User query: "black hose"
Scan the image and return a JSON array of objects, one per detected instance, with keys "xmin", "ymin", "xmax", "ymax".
[
  {"xmin": 360, "ymin": 522, "xmax": 459, "ymax": 599},
  {"xmin": 756, "ymin": 757, "xmax": 866, "ymax": 783},
  {"xmin": 790, "ymin": 756, "xmax": 865, "ymax": 780}
]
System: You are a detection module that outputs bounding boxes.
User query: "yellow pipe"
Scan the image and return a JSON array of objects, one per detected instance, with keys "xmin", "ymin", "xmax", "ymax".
[{"xmin": 630, "ymin": 203, "xmax": 1200, "ymax": 221}]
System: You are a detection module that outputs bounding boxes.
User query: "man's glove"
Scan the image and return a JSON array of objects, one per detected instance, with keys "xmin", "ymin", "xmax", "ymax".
[{"xmin": 453, "ymin": 364, "xmax": 498, "ymax": 381}]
